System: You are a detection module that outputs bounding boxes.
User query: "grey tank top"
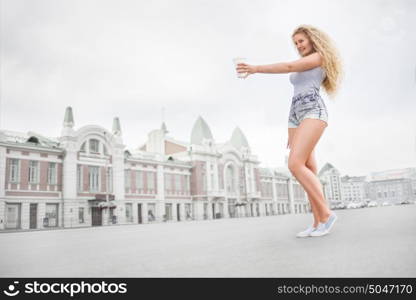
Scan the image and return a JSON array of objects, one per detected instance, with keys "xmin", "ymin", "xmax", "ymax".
[{"xmin": 289, "ymin": 66, "xmax": 326, "ymax": 96}]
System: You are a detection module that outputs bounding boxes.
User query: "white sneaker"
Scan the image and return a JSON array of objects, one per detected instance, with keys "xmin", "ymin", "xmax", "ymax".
[
  {"xmin": 323, "ymin": 212, "xmax": 338, "ymax": 233},
  {"xmin": 309, "ymin": 223, "xmax": 329, "ymax": 237},
  {"xmin": 296, "ymin": 225, "xmax": 317, "ymax": 238}
]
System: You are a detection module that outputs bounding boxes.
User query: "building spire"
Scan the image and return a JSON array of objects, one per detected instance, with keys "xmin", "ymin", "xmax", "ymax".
[
  {"xmin": 161, "ymin": 122, "xmax": 168, "ymax": 134},
  {"xmin": 112, "ymin": 117, "xmax": 122, "ymax": 136},
  {"xmin": 63, "ymin": 106, "xmax": 74, "ymax": 128},
  {"xmin": 161, "ymin": 106, "xmax": 168, "ymax": 134}
]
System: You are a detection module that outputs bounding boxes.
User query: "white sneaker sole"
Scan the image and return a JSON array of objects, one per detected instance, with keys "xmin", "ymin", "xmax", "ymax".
[{"xmin": 309, "ymin": 232, "xmax": 328, "ymax": 237}]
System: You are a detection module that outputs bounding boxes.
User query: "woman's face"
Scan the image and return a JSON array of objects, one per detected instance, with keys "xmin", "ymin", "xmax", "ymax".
[{"xmin": 293, "ymin": 33, "xmax": 314, "ymax": 56}]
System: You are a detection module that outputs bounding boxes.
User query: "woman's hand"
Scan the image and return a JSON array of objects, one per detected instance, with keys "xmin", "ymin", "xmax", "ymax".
[{"xmin": 236, "ymin": 63, "xmax": 257, "ymax": 78}]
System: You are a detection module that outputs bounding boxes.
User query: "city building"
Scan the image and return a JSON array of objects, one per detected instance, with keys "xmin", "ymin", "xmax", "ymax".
[
  {"xmin": 368, "ymin": 178, "xmax": 414, "ymax": 205},
  {"xmin": 318, "ymin": 163, "xmax": 343, "ymax": 208},
  {"xmin": 367, "ymin": 168, "xmax": 416, "ymax": 204},
  {"xmin": 340, "ymin": 175, "xmax": 370, "ymax": 204},
  {"xmin": 0, "ymin": 107, "xmax": 311, "ymax": 231}
]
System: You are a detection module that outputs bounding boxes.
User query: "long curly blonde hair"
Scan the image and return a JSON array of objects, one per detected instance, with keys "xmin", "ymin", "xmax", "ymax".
[{"xmin": 292, "ymin": 25, "xmax": 343, "ymax": 98}]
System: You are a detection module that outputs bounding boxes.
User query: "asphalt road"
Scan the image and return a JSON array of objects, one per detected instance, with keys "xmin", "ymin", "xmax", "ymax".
[{"xmin": 0, "ymin": 205, "xmax": 415, "ymax": 277}]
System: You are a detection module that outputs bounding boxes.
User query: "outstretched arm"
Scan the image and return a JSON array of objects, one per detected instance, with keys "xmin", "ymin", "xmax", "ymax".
[{"xmin": 236, "ymin": 52, "xmax": 323, "ymax": 76}]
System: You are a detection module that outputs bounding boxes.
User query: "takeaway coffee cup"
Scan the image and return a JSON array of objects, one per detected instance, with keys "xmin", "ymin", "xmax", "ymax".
[{"xmin": 233, "ymin": 57, "xmax": 248, "ymax": 78}]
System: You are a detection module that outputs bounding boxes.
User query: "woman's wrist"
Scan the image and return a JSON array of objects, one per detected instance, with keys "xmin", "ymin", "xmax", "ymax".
[{"xmin": 254, "ymin": 65, "xmax": 260, "ymax": 73}]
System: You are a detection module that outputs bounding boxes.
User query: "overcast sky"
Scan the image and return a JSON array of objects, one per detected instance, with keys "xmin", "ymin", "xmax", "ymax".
[{"xmin": 1, "ymin": 0, "xmax": 415, "ymax": 177}]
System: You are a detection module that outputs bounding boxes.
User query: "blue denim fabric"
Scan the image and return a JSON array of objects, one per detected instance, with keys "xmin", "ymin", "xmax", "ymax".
[{"xmin": 288, "ymin": 88, "xmax": 328, "ymax": 128}]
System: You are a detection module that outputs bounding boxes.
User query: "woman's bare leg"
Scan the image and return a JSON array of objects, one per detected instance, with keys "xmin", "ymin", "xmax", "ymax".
[
  {"xmin": 305, "ymin": 149, "xmax": 322, "ymax": 227},
  {"xmin": 288, "ymin": 119, "xmax": 332, "ymax": 223},
  {"xmin": 288, "ymin": 128, "xmax": 321, "ymax": 226}
]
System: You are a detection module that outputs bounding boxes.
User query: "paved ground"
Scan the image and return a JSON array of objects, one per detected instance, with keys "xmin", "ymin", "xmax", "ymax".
[{"xmin": 0, "ymin": 205, "xmax": 415, "ymax": 277}]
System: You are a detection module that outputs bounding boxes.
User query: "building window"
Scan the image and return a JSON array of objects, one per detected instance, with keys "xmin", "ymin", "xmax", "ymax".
[
  {"xmin": 135, "ymin": 171, "xmax": 143, "ymax": 190},
  {"xmin": 147, "ymin": 172, "xmax": 154, "ymax": 190},
  {"xmin": 77, "ymin": 165, "xmax": 82, "ymax": 192},
  {"xmin": 226, "ymin": 165, "xmax": 235, "ymax": 193},
  {"xmin": 186, "ymin": 175, "xmax": 190, "ymax": 193},
  {"xmin": 29, "ymin": 161, "xmax": 39, "ymax": 184},
  {"xmin": 247, "ymin": 169, "xmax": 251, "ymax": 193},
  {"xmin": 48, "ymin": 162, "xmax": 57, "ymax": 185},
  {"xmin": 9, "ymin": 159, "xmax": 19, "ymax": 183},
  {"xmin": 79, "ymin": 207, "xmax": 85, "ymax": 223},
  {"xmin": 108, "ymin": 168, "xmax": 113, "ymax": 193},
  {"xmin": 202, "ymin": 172, "xmax": 206, "ymax": 192},
  {"xmin": 174, "ymin": 174, "xmax": 181, "ymax": 192},
  {"xmin": 88, "ymin": 166, "xmax": 100, "ymax": 192},
  {"xmin": 80, "ymin": 142, "xmax": 86, "ymax": 152},
  {"xmin": 165, "ymin": 174, "xmax": 172, "ymax": 192},
  {"xmin": 125, "ymin": 203, "xmax": 133, "ymax": 222},
  {"xmin": 125, "ymin": 169, "xmax": 131, "ymax": 190},
  {"xmin": 89, "ymin": 139, "xmax": 100, "ymax": 153}
]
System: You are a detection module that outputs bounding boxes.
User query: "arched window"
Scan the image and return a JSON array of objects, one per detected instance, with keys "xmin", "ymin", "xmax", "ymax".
[
  {"xmin": 27, "ymin": 136, "xmax": 39, "ymax": 144},
  {"xmin": 89, "ymin": 139, "xmax": 99, "ymax": 153},
  {"xmin": 80, "ymin": 142, "xmax": 86, "ymax": 152},
  {"xmin": 226, "ymin": 165, "xmax": 235, "ymax": 193}
]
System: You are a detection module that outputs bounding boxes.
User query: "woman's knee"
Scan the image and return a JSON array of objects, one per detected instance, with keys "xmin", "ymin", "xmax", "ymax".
[
  {"xmin": 288, "ymin": 157, "xmax": 304, "ymax": 173},
  {"xmin": 305, "ymin": 162, "xmax": 317, "ymax": 175}
]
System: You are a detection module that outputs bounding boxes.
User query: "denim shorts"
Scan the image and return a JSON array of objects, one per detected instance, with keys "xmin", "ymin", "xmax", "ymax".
[{"xmin": 288, "ymin": 88, "xmax": 328, "ymax": 128}]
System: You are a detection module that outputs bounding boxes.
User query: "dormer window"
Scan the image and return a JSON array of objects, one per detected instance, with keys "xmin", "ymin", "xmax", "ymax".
[
  {"xmin": 89, "ymin": 139, "xmax": 99, "ymax": 153},
  {"xmin": 27, "ymin": 136, "xmax": 39, "ymax": 144}
]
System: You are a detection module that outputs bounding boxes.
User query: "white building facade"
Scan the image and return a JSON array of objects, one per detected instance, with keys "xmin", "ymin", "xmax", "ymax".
[
  {"xmin": 0, "ymin": 108, "xmax": 310, "ymax": 231},
  {"xmin": 318, "ymin": 163, "xmax": 343, "ymax": 208},
  {"xmin": 367, "ymin": 168, "xmax": 416, "ymax": 204},
  {"xmin": 340, "ymin": 175, "xmax": 370, "ymax": 205}
]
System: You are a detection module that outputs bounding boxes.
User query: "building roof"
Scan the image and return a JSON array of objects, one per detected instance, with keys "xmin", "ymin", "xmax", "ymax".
[
  {"xmin": 318, "ymin": 162, "xmax": 337, "ymax": 176},
  {"xmin": 112, "ymin": 117, "xmax": 122, "ymax": 135},
  {"xmin": 370, "ymin": 167, "xmax": 416, "ymax": 181},
  {"xmin": 161, "ymin": 122, "xmax": 168, "ymax": 134},
  {"xmin": 0, "ymin": 130, "xmax": 60, "ymax": 149},
  {"xmin": 63, "ymin": 106, "xmax": 74, "ymax": 127},
  {"xmin": 370, "ymin": 177, "xmax": 411, "ymax": 184},
  {"xmin": 229, "ymin": 127, "xmax": 249, "ymax": 150},
  {"xmin": 190, "ymin": 116, "xmax": 214, "ymax": 145},
  {"xmin": 341, "ymin": 175, "xmax": 367, "ymax": 182}
]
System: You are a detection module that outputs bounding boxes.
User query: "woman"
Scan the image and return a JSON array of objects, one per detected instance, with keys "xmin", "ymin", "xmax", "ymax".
[{"xmin": 236, "ymin": 25, "xmax": 343, "ymax": 237}]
